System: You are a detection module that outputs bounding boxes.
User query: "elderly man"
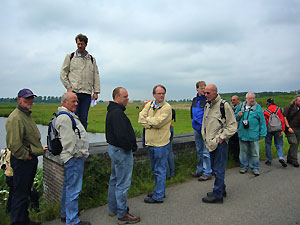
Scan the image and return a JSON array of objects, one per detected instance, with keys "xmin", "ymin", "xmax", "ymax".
[
  {"xmin": 57, "ymin": 92, "xmax": 91, "ymax": 225},
  {"xmin": 228, "ymin": 95, "xmax": 241, "ymax": 164},
  {"xmin": 235, "ymin": 92, "xmax": 267, "ymax": 176},
  {"xmin": 106, "ymin": 87, "xmax": 140, "ymax": 224},
  {"xmin": 6, "ymin": 88, "xmax": 46, "ymax": 225},
  {"xmin": 138, "ymin": 85, "xmax": 172, "ymax": 204},
  {"xmin": 190, "ymin": 80, "xmax": 212, "ymax": 181},
  {"xmin": 264, "ymin": 98, "xmax": 287, "ymax": 167},
  {"xmin": 284, "ymin": 94, "xmax": 300, "ymax": 167},
  {"xmin": 201, "ymin": 84, "xmax": 237, "ymax": 204},
  {"xmin": 60, "ymin": 33, "xmax": 100, "ymax": 129}
]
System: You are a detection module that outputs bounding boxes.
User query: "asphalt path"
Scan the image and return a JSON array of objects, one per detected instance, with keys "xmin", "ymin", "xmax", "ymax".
[{"xmin": 43, "ymin": 156, "xmax": 300, "ymax": 225}]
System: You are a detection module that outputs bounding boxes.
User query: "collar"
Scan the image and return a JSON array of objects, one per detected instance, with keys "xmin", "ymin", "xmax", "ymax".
[
  {"xmin": 17, "ymin": 105, "xmax": 32, "ymax": 115},
  {"xmin": 76, "ymin": 49, "xmax": 88, "ymax": 57},
  {"xmin": 207, "ymin": 95, "xmax": 221, "ymax": 106}
]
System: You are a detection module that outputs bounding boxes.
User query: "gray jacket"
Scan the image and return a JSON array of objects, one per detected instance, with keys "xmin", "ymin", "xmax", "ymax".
[{"xmin": 55, "ymin": 106, "xmax": 89, "ymax": 163}]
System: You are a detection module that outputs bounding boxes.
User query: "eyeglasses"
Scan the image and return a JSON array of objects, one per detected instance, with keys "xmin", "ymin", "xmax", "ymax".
[
  {"xmin": 67, "ymin": 100, "xmax": 78, "ymax": 103},
  {"xmin": 204, "ymin": 92, "xmax": 210, "ymax": 95}
]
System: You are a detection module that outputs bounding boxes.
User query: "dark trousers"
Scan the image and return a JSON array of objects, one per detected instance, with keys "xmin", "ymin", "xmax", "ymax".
[
  {"xmin": 228, "ymin": 132, "xmax": 240, "ymax": 163},
  {"xmin": 75, "ymin": 93, "xmax": 91, "ymax": 130},
  {"xmin": 6, "ymin": 176, "xmax": 13, "ymax": 213},
  {"xmin": 10, "ymin": 155, "xmax": 37, "ymax": 225}
]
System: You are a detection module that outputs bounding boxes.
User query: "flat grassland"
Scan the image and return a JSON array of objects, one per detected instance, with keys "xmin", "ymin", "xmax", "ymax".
[{"xmin": 0, "ymin": 94, "xmax": 295, "ymax": 135}]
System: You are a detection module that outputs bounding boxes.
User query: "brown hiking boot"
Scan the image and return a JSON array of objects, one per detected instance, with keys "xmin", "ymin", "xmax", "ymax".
[{"xmin": 118, "ymin": 212, "xmax": 140, "ymax": 224}]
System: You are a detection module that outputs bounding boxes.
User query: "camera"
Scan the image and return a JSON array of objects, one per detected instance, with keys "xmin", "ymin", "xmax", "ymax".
[
  {"xmin": 0, "ymin": 149, "xmax": 8, "ymax": 170},
  {"xmin": 242, "ymin": 120, "xmax": 249, "ymax": 129}
]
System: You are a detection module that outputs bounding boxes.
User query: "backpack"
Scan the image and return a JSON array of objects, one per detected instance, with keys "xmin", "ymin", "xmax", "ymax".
[
  {"xmin": 220, "ymin": 100, "xmax": 226, "ymax": 119},
  {"xmin": 172, "ymin": 108, "xmax": 176, "ymax": 122},
  {"xmin": 266, "ymin": 107, "xmax": 282, "ymax": 132},
  {"xmin": 47, "ymin": 111, "xmax": 80, "ymax": 156}
]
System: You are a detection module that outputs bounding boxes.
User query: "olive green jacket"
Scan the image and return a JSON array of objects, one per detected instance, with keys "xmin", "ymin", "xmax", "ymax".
[{"xmin": 6, "ymin": 107, "xmax": 44, "ymax": 160}]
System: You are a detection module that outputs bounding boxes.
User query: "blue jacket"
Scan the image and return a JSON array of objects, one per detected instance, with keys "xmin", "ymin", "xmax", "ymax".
[
  {"xmin": 191, "ymin": 94, "xmax": 206, "ymax": 131},
  {"xmin": 235, "ymin": 102, "xmax": 267, "ymax": 141}
]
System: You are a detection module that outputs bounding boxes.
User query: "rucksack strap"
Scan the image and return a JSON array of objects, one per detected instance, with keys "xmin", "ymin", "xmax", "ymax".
[
  {"xmin": 70, "ymin": 52, "xmax": 94, "ymax": 64},
  {"xmin": 56, "ymin": 111, "xmax": 81, "ymax": 138},
  {"xmin": 220, "ymin": 100, "xmax": 226, "ymax": 119}
]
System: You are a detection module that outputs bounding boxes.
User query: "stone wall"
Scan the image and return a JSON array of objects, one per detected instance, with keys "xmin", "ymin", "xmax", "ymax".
[{"xmin": 43, "ymin": 133, "xmax": 195, "ymax": 203}]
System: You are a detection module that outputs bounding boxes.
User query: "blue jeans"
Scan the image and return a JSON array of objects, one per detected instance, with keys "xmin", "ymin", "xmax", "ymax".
[
  {"xmin": 166, "ymin": 126, "xmax": 175, "ymax": 178},
  {"xmin": 265, "ymin": 131, "xmax": 284, "ymax": 161},
  {"xmin": 61, "ymin": 157, "xmax": 84, "ymax": 225},
  {"xmin": 75, "ymin": 93, "xmax": 91, "ymax": 130},
  {"xmin": 108, "ymin": 145, "xmax": 133, "ymax": 218},
  {"xmin": 210, "ymin": 142, "xmax": 227, "ymax": 198},
  {"xmin": 194, "ymin": 129, "xmax": 212, "ymax": 175},
  {"xmin": 239, "ymin": 140, "xmax": 260, "ymax": 171},
  {"xmin": 148, "ymin": 142, "xmax": 170, "ymax": 201}
]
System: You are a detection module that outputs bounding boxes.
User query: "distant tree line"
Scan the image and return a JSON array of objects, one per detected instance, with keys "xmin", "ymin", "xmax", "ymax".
[{"xmin": 0, "ymin": 96, "xmax": 62, "ymax": 103}]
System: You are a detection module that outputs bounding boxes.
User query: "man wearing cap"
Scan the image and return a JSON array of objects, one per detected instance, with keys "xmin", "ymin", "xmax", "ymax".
[
  {"xmin": 6, "ymin": 88, "xmax": 47, "ymax": 225},
  {"xmin": 264, "ymin": 98, "xmax": 287, "ymax": 167},
  {"xmin": 60, "ymin": 33, "xmax": 100, "ymax": 130}
]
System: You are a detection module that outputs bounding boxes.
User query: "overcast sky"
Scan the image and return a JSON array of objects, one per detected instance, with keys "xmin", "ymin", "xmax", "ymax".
[{"xmin": 1, "ymin": 0, "xmax": 299, "ymax": 101}]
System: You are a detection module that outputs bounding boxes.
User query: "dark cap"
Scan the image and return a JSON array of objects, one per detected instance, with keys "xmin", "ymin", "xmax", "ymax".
[
  {"xmin": 267, "ymin": 98, "xmax": 275, "ymax": 105},
  {"xmin": 17, "ymin": 88, "xmax": 37, "ymax": 98}
]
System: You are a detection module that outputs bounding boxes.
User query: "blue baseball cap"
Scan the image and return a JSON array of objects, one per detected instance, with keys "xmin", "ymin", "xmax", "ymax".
[{"xmin": 17, "ymin": 88, "xmax": 37, "ymax": 98}]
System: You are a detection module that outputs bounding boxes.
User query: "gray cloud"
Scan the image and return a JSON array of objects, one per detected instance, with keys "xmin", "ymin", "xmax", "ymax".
[{"xmin": 0, "ymin": 0, "xmax": 299, "ymax": 100}]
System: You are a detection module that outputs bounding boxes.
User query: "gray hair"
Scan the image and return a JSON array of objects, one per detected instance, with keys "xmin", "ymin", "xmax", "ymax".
[
  {"xmin": 246, "ymin": 92, "xmax": 255, "ymax": 98},
  {"xmin": 61, "ymin": 92, "xmax": 70, "ymax": 103}
]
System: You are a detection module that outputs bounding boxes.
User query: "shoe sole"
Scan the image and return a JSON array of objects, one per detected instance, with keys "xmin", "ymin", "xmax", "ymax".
[
  {"xmin": 207, "ymin": 192, "xmax": 227, "ymax": 198},
  {"xmin": 252, "ymin": 172, "xmax": 260, "ymax": 176},
  {"xmin": 198, "ymin": 177, "xmax": 212, "ymax": 181},
  {"xmin": 118, "ymin": 218, "xmax": 141, "ymax": 225},
  {"xmin": 202, "ymin": 199, "xmax": 223, "ymax": 204},
  {"xmin": 147, "ymin": 193, "xmax": 166, "ymax": 198}
]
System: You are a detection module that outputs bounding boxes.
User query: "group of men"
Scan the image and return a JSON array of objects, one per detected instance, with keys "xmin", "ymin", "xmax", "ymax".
[
  {"xmin": 190, "ymin": 79, "xmax": 300, "ymax": 199},
  {"xmin": 4, "ymin": 32, "xmax": 300, "ymax": 225}
]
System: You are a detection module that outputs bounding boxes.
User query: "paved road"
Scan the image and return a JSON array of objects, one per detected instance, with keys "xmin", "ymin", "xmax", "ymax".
[{"xmin": 43, "ymin": 157, "xmax": 300, "ymax": 225}]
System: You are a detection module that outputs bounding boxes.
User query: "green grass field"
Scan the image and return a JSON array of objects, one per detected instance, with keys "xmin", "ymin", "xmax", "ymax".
[{"xmin": 0, "ymin": 94, "xmax": 295, "ymax": 134}]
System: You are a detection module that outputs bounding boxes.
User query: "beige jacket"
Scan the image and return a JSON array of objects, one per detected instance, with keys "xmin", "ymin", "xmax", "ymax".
[
  {"xmin": 202, "ymin": 95, "xmax": 237, "ymax": 151},
  {"xmin": 138, "ymin": 100, "xmax": 172, "ymax": 147},
  {"xmin": 55, "ymin": 107, "xmax": 89, "ymax": 164},
  {"xmin": 60, "ymin": 51, "xmax": 100, "ymax": 95}
]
